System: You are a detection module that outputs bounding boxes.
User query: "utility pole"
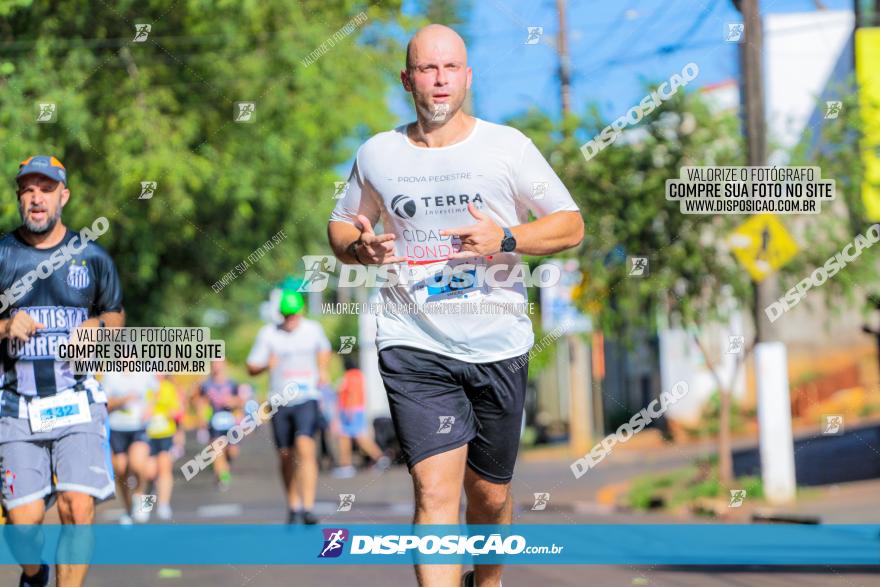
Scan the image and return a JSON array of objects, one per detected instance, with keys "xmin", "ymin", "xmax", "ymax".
[
  {"xmin": 855, "ymin": 0, "xmax": 860, "ymax": 70},
  {"xmin": 861, "ymin": 296, "xmax": 880, "ymax": 386},
  {"xmin": 554, "ymin": 0, "xmax": 592, "ymax": 455},
  {"xmin": 734, "ymin": 0, "xmax": 796, "ymax": 505},
  {"xmin": 556, "ymin": 0, "xmax": 572, "ymax": 118},
  {"xmin": 738, "ymin": 0, "xmax": 780, "ymax": 366},
  {"xmin": 737, "ymin": 0, "xmax": 767, "ymax": 175}
]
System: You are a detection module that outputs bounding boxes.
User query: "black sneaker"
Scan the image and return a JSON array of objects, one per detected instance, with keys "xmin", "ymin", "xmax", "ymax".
[
  {"xmin": 19, "ymin": 564, "xmax": 49, "ymax": 587},
  {"xmin": 287, "ymin": 510, "xmax": 300, "ymax": 524},
  {"xmin": 301, "ymin": 511, "xmax": 319, "ymax": 525}
]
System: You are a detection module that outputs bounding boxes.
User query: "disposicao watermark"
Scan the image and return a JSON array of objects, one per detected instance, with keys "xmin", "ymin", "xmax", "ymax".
[
  {"xmin": 580, "ymin": 62, "xmax": 699, "ymax": 162},
  {"xmin": 212, "ymin": 229, "xmax": 287, "ymax": 293},
  {"xmin": 667, "ymin": 166, "xmax": 835, "ymax": 214},
  {"xmin": 0, "ymin": 216, "xmax": 109, "ymax": 313},
  {"xmin": 507, "ymin": 322, "xmax": 569, "ymax": 374},
  {"xmin": 322, "ymin": 301, "xmax": 536, "ymax": 316},
  {"xmin": 301, "ymin": 11, "xmax": 368, "ymax": 68},
  {"xmin": 298, "ymin": 255, "xmax": 563, "ymax": 292},
  {"xmin": 765, "ymin": 224, "xmax": 880, "ymax": 323},
  {"xmin": 180, "ymin": 383, "xmax": 301, "ymax": 480},
  {"xmin": 571, "ymin": 381, "xmax": 689, "ymax": 478}
]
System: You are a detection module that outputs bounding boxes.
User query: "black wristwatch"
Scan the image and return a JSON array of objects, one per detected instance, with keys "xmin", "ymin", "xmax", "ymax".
[
  {"xmin": 98, "ymin": 319, "xmax": 106, "ymax": 328},
  {"xmin": 500, "ymin": 226, "xmax": 517, "ymax": 253}
]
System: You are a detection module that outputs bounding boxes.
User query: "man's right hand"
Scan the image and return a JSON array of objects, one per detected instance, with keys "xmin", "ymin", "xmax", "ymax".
[
  {"xmin": 352, "ymin": 215, "xmax": 405, "ymax": 265},
  {"xmin": 3, "ymin": 312, "xmax": 45, "ymax": 342}
]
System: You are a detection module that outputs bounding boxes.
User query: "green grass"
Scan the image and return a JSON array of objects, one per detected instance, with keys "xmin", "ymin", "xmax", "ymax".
[{"xmin": 625, "ymin": 460, "xmax": 764, "ymax": 513}]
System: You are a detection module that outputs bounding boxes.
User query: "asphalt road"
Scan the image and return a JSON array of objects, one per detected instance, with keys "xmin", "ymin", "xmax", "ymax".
[{"xmin": 2, "ymin": 425, "xmax": 879, "ymax": 586}]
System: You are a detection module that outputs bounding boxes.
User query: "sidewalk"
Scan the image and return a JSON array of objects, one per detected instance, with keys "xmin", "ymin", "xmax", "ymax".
[
  {"xmin": 84, "ymin": 423, "xmax": 880, "ymax": 526},
  {"xmin": 517, "ymin": 431, "xmax": 880, "ymax": 523},
  {"xmin": 754, "ymin": 478, "xmax": 880, "ymax": 523}
]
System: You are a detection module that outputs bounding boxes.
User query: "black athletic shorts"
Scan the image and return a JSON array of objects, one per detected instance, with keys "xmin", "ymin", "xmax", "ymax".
[
  {"xmin": 109, "ymin": 429, "xmax": 149, "ymax": 455},
  {"xmin": 378, "ymin": 346, "xmax": 528, "ymax": 484},
  {"xmin": 271, "ymin": 399, "xmax": 321, "ymax": 449},
  {"xmin": 148, "ymin": 437, "xmax": 173, "ymax": 456}
]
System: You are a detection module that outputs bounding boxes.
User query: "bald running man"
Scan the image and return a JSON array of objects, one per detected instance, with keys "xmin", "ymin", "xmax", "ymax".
[{"xmin": 328, "ymin": 25, "xmax": 583, "ymax": 587}]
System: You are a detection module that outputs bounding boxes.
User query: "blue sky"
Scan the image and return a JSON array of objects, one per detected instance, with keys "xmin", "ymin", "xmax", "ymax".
[{"xmin": 394, "ymin": 0, "xmax": 853, "ymax": 124}]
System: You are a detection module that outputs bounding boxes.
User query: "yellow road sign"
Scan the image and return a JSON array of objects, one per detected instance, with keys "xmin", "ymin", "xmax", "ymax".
[
  {"xmin": 857, "ymin": 28, "xmax": 880, "ymax": 221},
  {"xmin": 728, "ymin": 214, "xmax": 799, "ymax": 282}
]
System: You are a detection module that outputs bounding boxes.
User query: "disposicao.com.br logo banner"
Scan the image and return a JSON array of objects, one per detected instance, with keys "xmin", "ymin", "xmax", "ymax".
[
  {"xmin": 317, "ymin": 527, "xmax": 561, "ymax": 560},
  {"xmin": 2, "ymin": 525, "xmax": 879, "ymax": 565}
]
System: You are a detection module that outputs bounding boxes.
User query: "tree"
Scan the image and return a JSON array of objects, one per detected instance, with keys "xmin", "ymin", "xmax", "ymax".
[
  {"xmin": 0, "ymin": 0, "xmax": 404, "ymax": 330},
  {"xmin": 514, "ymin": 80, "xmax": 879, "ymax": 487},
  {"xmin": 785, "ymin": 83, "xmax": 880, "ymax": 310}
]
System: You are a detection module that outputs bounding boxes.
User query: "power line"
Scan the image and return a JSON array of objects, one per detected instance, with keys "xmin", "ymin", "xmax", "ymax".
[
  {"xmin": 597, "ymin": 0, "xmax": 679, "ymax": 71},
  {"xmin": 660, "ymin": 0, "xmax": 720, "ymax": 54},
  {"xmin": 574, "ymin": 6, "xmax": 840, "ymax": 79},
  {"xmin": 476, "ymin": 34, "xmax": 721, "ymax": 83},
  {"xmin": 564, "ymin": 2, "xmax": 637, "ymax": 57}
]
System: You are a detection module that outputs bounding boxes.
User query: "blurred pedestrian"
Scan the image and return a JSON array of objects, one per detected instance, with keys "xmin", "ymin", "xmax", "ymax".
[
  {"xmin": 196, "ymin": 359, "xmax": 252, "ymax": 491},
  {"xmin": 246, "ymin": 290, "xmax": 331, "ymax": 524},
  {"xmin": 144, "ymin": 373, "xmax": 183, "ymax": 520},
  {"xmin": 105, "ymin": 369, "xmax": 158, "ymax": 524},
  {"xmin": 332, "ymin": 355, "xmax": 390, "ymax": 478},
  {"xmin": 318, "ymin": 383, "xmax": 339, "ymax": 472}
]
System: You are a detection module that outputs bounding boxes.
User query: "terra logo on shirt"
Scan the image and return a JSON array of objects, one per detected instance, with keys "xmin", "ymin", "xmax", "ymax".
[
  {"xmin": 391, "ymin": 193, "xmax": 484, "ymax": 219},
  {"xmin": 391, "ymin": 195, "xmax": 417, "ymax": 219}
]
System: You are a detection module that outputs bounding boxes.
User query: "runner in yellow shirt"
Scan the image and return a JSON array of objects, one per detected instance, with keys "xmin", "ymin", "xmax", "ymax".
[{"xmin": 144, "ymin": 374, "xmax": 183, "ymax": 521}]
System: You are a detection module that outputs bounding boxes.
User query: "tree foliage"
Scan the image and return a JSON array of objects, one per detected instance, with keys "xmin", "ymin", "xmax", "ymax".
[
  {"xmin": 512, "ymin": 91, "xmax": 750, "ymax": 338},
  {"xmin": 1, "ymin": 0, "xmax": 404, "ymax": 328}
]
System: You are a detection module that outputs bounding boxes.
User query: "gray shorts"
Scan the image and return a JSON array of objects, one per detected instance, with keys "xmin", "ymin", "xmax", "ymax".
[{"xmin": 0, "ymin": 403, "xmax": 115, "ymax": 511}]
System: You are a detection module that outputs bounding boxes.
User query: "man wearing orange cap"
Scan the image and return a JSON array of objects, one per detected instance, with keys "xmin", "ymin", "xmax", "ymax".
[{"xmin": 0, "ymin": 155, "xmax": 125, "ymax": 587}]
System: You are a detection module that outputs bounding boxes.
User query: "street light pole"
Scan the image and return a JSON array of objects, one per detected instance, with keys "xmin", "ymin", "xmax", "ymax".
[{"xmin": 734, "ymin": 0, "xmax": 797, "ymax": 505}]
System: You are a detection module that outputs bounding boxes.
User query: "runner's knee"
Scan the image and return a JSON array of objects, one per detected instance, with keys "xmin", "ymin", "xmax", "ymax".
[
  {"xmin": 111, "ymin": 454, "xmax": 127, "ymax": 475},
  {"xmin": 415, "ymin": 482, "xmax": 460, "ymax": 514},
  {"xmin": 295, "ymin": 435, "xmax": 316, "ymax": 457},
  {"xmin": 413, "ymin": 469, "xmax": 461, "ymax": 512},
  {"xmin": 6, "ymin": 500, "xmax": 45, "ymax": 525},
  {"xmin": 56, "ymin": 493, "xmax": 94, "ymax": 524},
  {"xmin": 467, "ymin": 482, "xmax": 509, "ymax": 518}
]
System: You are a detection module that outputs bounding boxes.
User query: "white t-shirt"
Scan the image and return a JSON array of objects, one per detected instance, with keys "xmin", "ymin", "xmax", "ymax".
[
  {"xmin": 246, "ymin": 319, "xmax": 331, "ymax": 405},
  {"xmin": 330, "ymin": 117, "xmax": 579, "ymax": 363},
  {"xmin": 103, "ymin": 372, "xmax": 159, "ymax": 431}
]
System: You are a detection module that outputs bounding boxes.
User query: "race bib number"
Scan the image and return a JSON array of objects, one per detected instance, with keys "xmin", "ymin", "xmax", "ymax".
[
  {"xmin": 27, "ymin": 391, "xmax": 91, "ymax": 433},
  {"xmin": 210, "ymin": 410, "xmax": 236, "ymax": 431},
  {"xmin": 147, "ymin": 414, "xmax": 170, "ymax": 436},
  {"xmin": 412, "ymin": 260, "xmax": 487, "ymax": 304},
  {"xmin": 280, "ymin": 376, "xmax": 314, "ymax": 398}
]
